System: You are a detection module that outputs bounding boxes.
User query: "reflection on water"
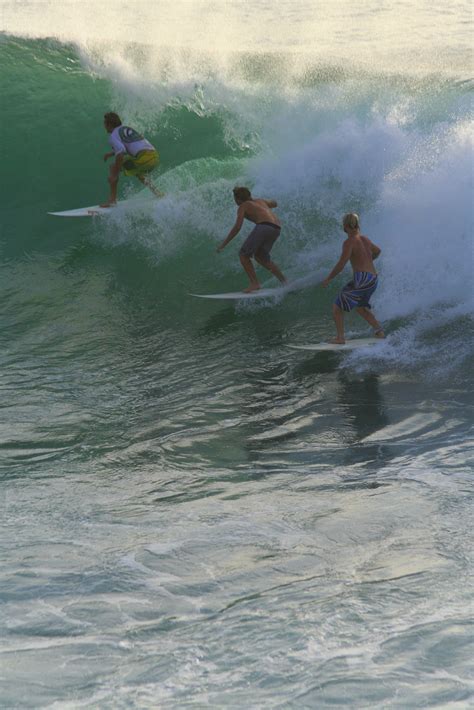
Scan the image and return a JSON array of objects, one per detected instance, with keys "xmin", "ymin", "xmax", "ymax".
[
  {"xmin": 1, "ymin": 247, "xmax": 473, "ymax": 709},
  {"xmin": 337, "ymin": 373, "xmax": 388, "ymax": 441}
]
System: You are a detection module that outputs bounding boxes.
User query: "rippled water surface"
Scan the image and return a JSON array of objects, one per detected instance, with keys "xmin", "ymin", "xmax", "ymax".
[
  {"xmin": 1, "ymin": 254, "xmax": 472, "ymax": 707},
  {"xmin": 1, "ymin": 0, "xmax": 473, "ymax": 706}
]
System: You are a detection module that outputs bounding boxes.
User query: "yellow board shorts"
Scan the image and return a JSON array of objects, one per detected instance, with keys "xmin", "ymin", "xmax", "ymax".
[{"xmin": 122, "ymin": 149, "xmax": 159, "ymax": 177}]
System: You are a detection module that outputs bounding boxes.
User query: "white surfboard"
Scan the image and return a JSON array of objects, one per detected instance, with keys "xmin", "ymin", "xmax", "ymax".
[
  {"xmin": 48, "ymin": 204, "xmax": 122, "ymax": 217},
  {"xmin": 287, "ymin": 338, "xmax": 383, "ymax": 352},
  {"xmin": 190, "ymin": 285, "xmax": 296, "ymax": 301},
  {"xmin": 48, "ymin": 198, "xmax": 151, "ymax": 217}
]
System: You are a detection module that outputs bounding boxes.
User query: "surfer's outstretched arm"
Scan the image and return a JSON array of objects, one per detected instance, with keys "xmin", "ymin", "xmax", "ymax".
[
  {"xmin": 371, "ymin": 242, "xmax": 381, "ymax": 259},
  {"xmin": 101, "ymin": 153, "xmax": 124, "ymax": 207},
  {"xmin": 217, "ymin": 205, "xmax": 245, "ymax": 252},
  {"xmin": 321, "ymin": 240, "xmax": 353, "ymax": 287}
]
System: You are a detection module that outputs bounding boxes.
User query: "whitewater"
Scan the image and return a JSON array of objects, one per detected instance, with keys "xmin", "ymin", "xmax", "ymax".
[{"xmin": 1, "ymin": 1, "xmax": 473, "ymax": 707}]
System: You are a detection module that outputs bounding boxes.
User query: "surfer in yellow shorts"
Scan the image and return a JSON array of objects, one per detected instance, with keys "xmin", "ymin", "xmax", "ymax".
[{"xmin": 101, "ymin": 112, "xmax": 163, "ymax": 207}]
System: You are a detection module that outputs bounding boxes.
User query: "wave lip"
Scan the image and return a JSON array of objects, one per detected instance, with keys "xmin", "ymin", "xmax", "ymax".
[{"xmin": 1, "ymin": 0, "xmax": 472, "ymax": 78}]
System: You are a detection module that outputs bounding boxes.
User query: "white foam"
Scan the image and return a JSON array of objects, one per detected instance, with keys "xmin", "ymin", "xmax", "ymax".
[
  {"xmin": 4, "ymin": 2, "xmax": 471, "ymax": 376},
  {"xmin": 1, "ymin": 1, "xmax": 471, "ymax": 78}
]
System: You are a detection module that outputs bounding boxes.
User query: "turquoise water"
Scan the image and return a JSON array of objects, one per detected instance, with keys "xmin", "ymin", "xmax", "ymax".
[{"xmin": 1, "ymin": 2, "xmax": 473, "ymax": 707}]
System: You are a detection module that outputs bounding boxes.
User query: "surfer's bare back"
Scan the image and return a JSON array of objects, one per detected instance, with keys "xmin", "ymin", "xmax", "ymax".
[{"xmin": 217, "ymin": 187, "xmax": 287, "ymax": 293}]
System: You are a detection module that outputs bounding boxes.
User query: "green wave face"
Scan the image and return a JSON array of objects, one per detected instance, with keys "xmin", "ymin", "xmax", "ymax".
[
  {"xmin": 0, "ymin": 10, "xmax": 473, "ymax": 709},
  {"xmin": 0, "ymin": 34, "xmax": 472, "ymax": 364}
]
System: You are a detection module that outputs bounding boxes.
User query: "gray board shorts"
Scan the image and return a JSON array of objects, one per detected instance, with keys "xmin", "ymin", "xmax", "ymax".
[{"xmin": 239, "ymin": 222, "xmax": 281, "ymax": 263}]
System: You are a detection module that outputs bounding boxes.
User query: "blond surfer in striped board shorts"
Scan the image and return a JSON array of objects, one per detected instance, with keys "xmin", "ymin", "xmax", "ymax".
[
  {"xmin": 321, "ymin": 213, "xmax": 385, "ymax": 344},
  {"xmin": 101, "ymin": 112, "xmax": 163, "ymax": 207}
]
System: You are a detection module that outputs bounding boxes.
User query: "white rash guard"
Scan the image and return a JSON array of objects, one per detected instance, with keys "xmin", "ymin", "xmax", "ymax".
[{"xmin": 109, "ymin": 126, "xmax": 155, "ymax": 157}]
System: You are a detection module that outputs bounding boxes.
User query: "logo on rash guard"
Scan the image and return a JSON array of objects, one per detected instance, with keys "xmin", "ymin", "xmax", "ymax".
[{"xmin": 118, "ymin": 126, "xmax": 144, "ymax": 144}]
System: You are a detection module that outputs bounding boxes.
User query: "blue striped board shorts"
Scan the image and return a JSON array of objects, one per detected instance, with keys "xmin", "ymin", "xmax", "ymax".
[{"xmin": 335, "ymin": 271, "xmax": 378, "ymax": 312}]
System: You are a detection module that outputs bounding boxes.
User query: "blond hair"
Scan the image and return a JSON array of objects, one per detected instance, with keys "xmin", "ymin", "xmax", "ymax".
[{"xmin": 342, "ymin": 213, "xmax": 360, "ymax": 231}]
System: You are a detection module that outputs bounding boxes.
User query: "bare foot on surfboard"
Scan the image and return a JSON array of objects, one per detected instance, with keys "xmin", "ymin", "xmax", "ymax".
[
  {"xmin": 243, "ymin": 284, "xmax": 261, "ymax": 293},
  {"xmin": 328, "ymin": 337, "xmax": 346, "ymax": 345},
  {"xmin": 99, "ymin": 201, "xmax": 117, "ymax": 208}
]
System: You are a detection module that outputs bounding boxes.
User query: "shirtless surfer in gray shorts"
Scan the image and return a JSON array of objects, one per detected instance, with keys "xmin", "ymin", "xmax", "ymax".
[{"xmin": 217, "ymin": 187, "xmax": 287, "ymax": 293}]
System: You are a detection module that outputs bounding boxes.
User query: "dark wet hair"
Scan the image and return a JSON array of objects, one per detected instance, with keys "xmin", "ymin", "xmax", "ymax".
[
  {"xmin": 233, "ymin": 186, "xmax": 252, "ymax": 202},
  {"xmin": 104, "ymin": 112, "xmax": 122, "ymax": 128}
]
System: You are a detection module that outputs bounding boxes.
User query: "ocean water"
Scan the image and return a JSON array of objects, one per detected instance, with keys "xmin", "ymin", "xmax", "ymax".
[{"xmin": 1, "ymin": 1, "xmax": 473, "ymax": 707}]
